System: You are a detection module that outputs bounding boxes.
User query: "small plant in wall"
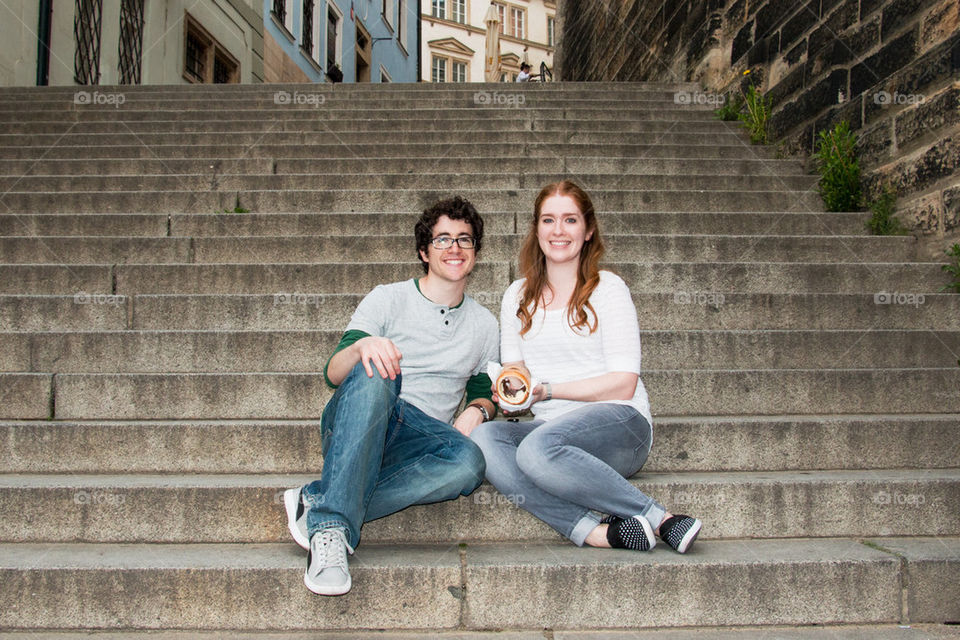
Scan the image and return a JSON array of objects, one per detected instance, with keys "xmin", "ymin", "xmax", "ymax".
[
  {"xmin": 865, "ymin": 184, "xmax": 908, "ymax": 235},
  {"xmin": 814, "ymin": 121, "xmax": 862, "ymax": 212},
  {"xmin": 738, "ymin": 83, "xmax": 771, "ymax": 144},
  {"xmin": 941, "ymin": 243, "xmax": 960, "ymax": 293},
  {"xmin": 714, "ymin": 91, "xmax": 744, "ymax": 121}
]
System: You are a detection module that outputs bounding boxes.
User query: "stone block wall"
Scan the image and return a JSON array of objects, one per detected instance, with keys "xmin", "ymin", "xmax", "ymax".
[{"xmin": 556, "ymin": 0, "xmax": 960, "ymax": 246}]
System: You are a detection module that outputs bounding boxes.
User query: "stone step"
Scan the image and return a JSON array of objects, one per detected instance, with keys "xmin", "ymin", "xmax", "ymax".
[
  {"xmin": 0, "ymin": 234, "xmax": 917, "ymax": 265},
  {"xmin": 0, "ymin": 626, "xmax": 957, "ymax": 639},
  {"xmin": 0, "ymin": 118, "xmax": 749, "ymax": 136},
  {"xmin": 0, "ymin": 173, "xmax": 820, "ymax": 193},
  {"xmin": 3, "ymin": 329, "xmax": 955, "ymax": 373},
  {"xmin": 4, "ymin": 538, "xmax": 952, "ymax": 629},
  {"xmin": 0, "ymin": 131, "xmax": 751, "ymax": 150},
  {"xmin": 0, "ymin": 156, "xmax": 807, "ymax": 177},
  {"xmin": 0, "ymin": 188, "xmax": 823, "ymax": 214},
  {"xmin": 0, "ymin": 141, "xmax": 780, "ymax": 161},
  {"xmin": 3, "ymin": 291, "xmax": 957, "ymax": 333},
  {"xmin": 0, "ymin": 470, "xmax": 956, "ymax": 543},
  {"xmin": 0, "ymin": 107, "xmax": 720, "ymax": 124},
  {"xmin": 2, "ymin": 210, "xmax": 857, "ymax": 238},
  {"xmin": 3, "ymin": 415, "xmax": 956, "ymax": 474},
  {"xmin": 0, "ymin": 261, "xmax": 943, "ymax": 295},
  {"xmin": 5, "ymin": 368, "xmax": 956, "ymax": 420}
]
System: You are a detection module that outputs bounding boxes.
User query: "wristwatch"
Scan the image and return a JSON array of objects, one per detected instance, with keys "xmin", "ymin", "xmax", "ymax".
[{"xmin": 471, "ymin": 404, "xmax": 490, "ymax": 421}]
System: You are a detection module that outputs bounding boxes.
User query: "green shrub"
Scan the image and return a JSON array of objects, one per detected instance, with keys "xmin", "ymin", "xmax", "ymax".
[
  {"xmin": 815, "ymin": 121, "xmax": 862, "ymax": 212},
  {"xmin": 865, "ymin": 185, "xmax": 908, "ymax": 235},
  {"xmin": 737, "ymin": 84, "xmax": 770, "ymax": 144},
  {"xmin": 941, "ymin": 243, "xmax": 960, "ymax": 293}
]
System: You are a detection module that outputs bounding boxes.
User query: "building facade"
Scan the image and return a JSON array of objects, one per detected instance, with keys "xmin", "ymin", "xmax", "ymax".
[
  {"xmin": 264, "ymin": 0, "xmax": 417, "ymax": 82},
  {"xmin": 421, "ymin": 0, "xmax": 555, "ymax": 83},
  {"xmin": 0, "ymin": 0, "xmax": 264, "ymax": 86}
]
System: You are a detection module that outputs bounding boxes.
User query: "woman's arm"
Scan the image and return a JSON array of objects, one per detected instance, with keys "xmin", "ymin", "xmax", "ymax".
[{"xmin": 531, "ymin": 372, "xmax": 637, "ymax": 404}]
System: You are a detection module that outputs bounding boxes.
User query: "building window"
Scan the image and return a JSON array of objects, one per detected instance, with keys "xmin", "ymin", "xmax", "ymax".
[
  {"xmin": 302, "ymin": 0, "xmax": 315, "ymax": 58},
  {"xmin": 452, "ymin": 60, "xmax": 466, "ymax": 82},
  {"xmin": 74, "ymin": 0, "xmax": 103, "ymax": 85},
  {"xmin": 494, "ymin": 3, "xmax": 505, "ymax": 34},
  {"xmin": 547, "ymin": 16, "xmax": 554, "ymax": 47},
  {"xmin": 183, "ymin": 13, "xmax": 239, "ymax": 83},
  {"xmin": 452, "ymin": 0, "xmax": 466, "ymax": 23},
  {"xmin": 398, "ymin": 0, "xmax": 406, "ymax": 49},
  {"xmin": 326, "ymin": 4, "xmax": 342, "ymax": 70},
  {"xmin": 118, "ymin": 0, "xmax": 144, "ymax": 84},
  {"xmin": 432, "ymin": 0, "xmax": 445, "ymax": 19},
  {"xmin": 432, "ymin": 56, "xmax": 446, "ymax": 82},
  {"xmin": 510, "ymin": 7, "xmax": 524, "ymax": 39}
]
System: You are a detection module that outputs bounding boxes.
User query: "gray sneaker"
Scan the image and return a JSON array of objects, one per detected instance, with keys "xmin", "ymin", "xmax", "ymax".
[
  {"xmin": 283, "ymin": 487, "xmax": 309, "ymax": 550},
  {"xmin": 304, "ymin": 527, "xmax": 354, "ymax": 596}
]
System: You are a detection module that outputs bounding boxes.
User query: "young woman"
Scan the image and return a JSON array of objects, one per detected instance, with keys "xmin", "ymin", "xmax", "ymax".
[{"xmin": 471, "ymin": 180, "xmax": 702, "ymax": 552}]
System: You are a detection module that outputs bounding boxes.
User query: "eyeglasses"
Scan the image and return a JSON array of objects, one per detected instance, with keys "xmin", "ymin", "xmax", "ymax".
[{"xmin": 430, "ymin": 235, "xmax": 476, "ymax": 250}]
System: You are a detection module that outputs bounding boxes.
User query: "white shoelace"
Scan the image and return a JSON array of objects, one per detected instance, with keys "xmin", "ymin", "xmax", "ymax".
[{"xmin": 310, "ymin": 528, "xmax": 353, "ymax": 574}]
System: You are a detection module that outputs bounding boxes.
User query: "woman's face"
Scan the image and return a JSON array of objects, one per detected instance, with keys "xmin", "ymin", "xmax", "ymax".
[{"xmin": 536, "ymin": 194, "xmax": 593, "ymax": 267}]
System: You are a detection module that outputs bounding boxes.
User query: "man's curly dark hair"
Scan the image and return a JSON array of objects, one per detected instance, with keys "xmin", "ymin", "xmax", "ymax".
[{"xmin": 414, "ymin": 196, "xmax": 484, "ymax": 273}]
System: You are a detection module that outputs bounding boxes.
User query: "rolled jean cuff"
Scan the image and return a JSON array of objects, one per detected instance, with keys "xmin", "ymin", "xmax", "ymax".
[
  {"xmin": 308, "ymin": 517, "xmax": 351, "ymax": 542},
  {"xmin": 569, "ymin": 512, "xmax": 600, "ymax": 547},
  {"xmin": 642, "ymin": 503, "xmax": 667, "ymax": 533}
]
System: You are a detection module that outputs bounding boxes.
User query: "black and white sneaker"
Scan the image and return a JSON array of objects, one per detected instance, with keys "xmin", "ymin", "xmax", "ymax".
[
  {"xmin": 283, "ymin": 487, "xmax": 310, "ymax": 550},
  {"xmin": 604, "ymin": 515, "xmax": 656, "ymax": 551},
  {"xmin": 304, "ymin": 527, "xmax": 354, "ymax": 596},
  {"xmin": 658, "ymin": 514, "xmax": 702, "ymax": 553}
]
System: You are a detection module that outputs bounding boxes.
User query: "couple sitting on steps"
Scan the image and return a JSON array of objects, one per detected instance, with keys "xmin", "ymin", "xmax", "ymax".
[{"xmin": 283, "ymin": 180, "xmax": 703, "ymax": 596}]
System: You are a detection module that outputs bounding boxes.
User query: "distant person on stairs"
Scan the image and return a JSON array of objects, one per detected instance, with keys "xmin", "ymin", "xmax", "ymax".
[
  {"xmin": 471, "ymin": 180, "xmax": 703, "ymax": 554},
  {"xmin": 284, "ymin": 196, "xmax": 499, "ymax": 596}
]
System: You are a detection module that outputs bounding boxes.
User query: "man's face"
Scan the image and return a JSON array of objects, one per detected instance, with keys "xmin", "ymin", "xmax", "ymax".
[{"xmin": 419, "ymin": 215, "xmax": 477, "ymax": 283}]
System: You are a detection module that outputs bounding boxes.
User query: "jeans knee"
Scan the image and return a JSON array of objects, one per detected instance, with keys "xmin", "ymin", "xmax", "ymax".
[
  {"xmin": 448, "ymin": 439, "xmax": 486, "ymax": 494},
  {"xmin": 342, "ymin": 361, "xmax": 402, "ymax": 397},
  {"xmin": 515, "ymin": 431, "xmax": 555, "ymax": 483}
]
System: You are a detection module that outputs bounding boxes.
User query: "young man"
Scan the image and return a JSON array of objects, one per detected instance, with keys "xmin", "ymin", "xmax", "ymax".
[{"xmin": 284, "ymin": 196, "xmax": 499, "ymax": 596}]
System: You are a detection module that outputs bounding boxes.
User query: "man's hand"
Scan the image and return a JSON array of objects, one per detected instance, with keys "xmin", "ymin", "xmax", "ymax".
[
  {"xmin": 354, "ymin": 336, "xmax": 402, "ymax": 379},
  {"xmin": 453, "ymin": 404, "xmax": 485, "ymax": 437}
]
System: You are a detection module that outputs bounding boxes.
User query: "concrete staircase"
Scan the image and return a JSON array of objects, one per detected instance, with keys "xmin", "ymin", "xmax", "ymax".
[{"xmin": 0, "ymin": 82, "xmax": 957, "ymax": 633}]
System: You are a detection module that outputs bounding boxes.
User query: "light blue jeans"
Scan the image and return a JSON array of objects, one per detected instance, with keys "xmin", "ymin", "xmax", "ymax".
[
  {"xmin": 302, "ymin": 362, "xmax": 486, "ymax": 547},
  {"xmin": 471, "ymin": 403, "xmax": 665, "ymax": 546}
]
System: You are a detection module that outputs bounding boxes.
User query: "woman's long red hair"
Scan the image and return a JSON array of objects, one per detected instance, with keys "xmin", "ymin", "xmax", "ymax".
[{"xmin": 517, "ymin": 180, "xmax": 605, "ymax": 335}]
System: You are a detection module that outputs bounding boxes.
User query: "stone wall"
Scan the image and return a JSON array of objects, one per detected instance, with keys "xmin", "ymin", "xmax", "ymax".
[{"xmin": 556, "ymin": 0, "xmax": 960, "ymax": 247}]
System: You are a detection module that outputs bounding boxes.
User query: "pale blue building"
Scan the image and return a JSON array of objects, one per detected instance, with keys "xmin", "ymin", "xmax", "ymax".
[{"xmin": 264, "ymin": 0, "xmax": 416, "ymax": 82}]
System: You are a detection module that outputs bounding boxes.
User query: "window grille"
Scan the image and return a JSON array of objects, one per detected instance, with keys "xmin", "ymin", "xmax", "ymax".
[
  {"xmin": 74, "ymin": 0, "xmax": 102, "ymax": 85},
  {"xmin": 118, "ymin": 0, "xmax": 144, "ymax": 84}
]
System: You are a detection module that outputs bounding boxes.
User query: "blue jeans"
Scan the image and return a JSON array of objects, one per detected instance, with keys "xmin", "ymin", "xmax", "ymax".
[
  {"xmin": 471, "ymin": 403, "xmax": 665, "ymax": 546},
  {"xmin": 302, "ymin": 362, "xmax": 486, "ymax": 547}
]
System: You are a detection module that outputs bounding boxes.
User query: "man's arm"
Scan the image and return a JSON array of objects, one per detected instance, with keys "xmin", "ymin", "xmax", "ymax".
[
  {"xmin": 453, "ymin": 372, "xmax": 496, "ymax": 437},
  {"xmin": 325, "ymin": 331, "xmax": 403, "ymax": 386}
]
